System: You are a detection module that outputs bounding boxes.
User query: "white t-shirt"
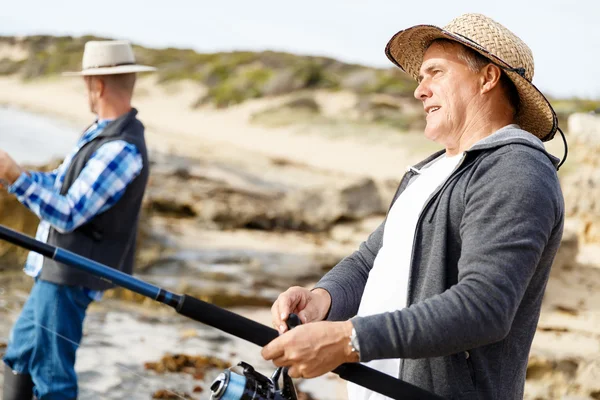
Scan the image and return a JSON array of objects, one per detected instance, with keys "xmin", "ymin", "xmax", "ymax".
[{"xmin": 348, "ymin": 152, "xmax": 464, "ymax": 400}]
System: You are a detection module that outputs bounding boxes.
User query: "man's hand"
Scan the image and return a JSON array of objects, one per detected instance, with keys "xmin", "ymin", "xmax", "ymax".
[
  {"xmin": 0, "ymin": 150, "xmax": 22, "ymax": 186},
  {"xmin": 271, "ymin": 287, "xmax": 331, "ymax": 333},
  {"xmin": 261, "ymin": 320, "xmax": 358, "ymax": 378}
]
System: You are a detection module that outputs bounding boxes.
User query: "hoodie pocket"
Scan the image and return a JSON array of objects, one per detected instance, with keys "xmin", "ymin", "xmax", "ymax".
[
  {"xmin": 453, "ymin": 351, "xmax": 477, "ymax": 393},
  {"xmin": 465, "ymin": 351, "xmax": 476, "ymax": 389}
]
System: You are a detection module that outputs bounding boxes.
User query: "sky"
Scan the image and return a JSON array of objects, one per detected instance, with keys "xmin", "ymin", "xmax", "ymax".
[{"xmin": 1, "ymin": 0, "xmax": 598, "ymax": 99}]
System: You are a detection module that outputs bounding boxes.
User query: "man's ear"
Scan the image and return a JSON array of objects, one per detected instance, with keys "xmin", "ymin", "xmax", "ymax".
[
  {"xmin": 89, "ymin": 77, "xmax": 105, "ymax": 96},
  {"xmin": 96, "ymin": 77, "xmax": 106, "ymax": 97},
  {"xmin": 480, "ymin": 64, "xmax": 502, "ymax": 94}
]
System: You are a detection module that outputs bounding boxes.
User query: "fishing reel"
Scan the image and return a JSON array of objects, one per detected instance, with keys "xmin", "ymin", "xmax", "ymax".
[
  {"xmin": 209, "ymin": 314, "xmax": 302, "ymax": 400},
  {"xmin": 209, "ymin": 361, "xmax": 297, "ymax": 400}
]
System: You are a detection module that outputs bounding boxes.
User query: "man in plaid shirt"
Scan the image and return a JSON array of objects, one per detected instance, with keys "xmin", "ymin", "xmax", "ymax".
[{"xmin": 0, "ymin": 41, "xmax": 154, "ymax": 400}]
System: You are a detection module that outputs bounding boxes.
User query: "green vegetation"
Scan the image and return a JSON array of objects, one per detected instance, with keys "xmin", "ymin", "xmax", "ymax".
[
  {"xmin": 251, "ymin": 93, "xmax": 426, "ymax": 132},
  {"xmin": 0, "ymin": 35, "xmax": 416, "ymax": 108},
  {"xmin": 250, "ymin": 95, "xmax": 325, "ymax": 127},
  {"xmin": 1, "ymin": 35, "xmax": 597, "ymax": 124}
]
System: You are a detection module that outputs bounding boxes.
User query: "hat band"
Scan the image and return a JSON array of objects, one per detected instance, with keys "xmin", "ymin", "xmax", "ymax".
[
  {"xmin": 447, "ymin": 32, "xmax": 527, "ymax": 78},
  {"xmin": 83, "ymin": 61, "xmax": 135, "ymax": 70}
]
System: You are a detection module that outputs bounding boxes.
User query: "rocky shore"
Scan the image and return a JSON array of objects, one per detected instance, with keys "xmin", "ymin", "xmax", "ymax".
[{"xmin": 0, "ymin": 77, "xmax": 598, "ymax": 398}]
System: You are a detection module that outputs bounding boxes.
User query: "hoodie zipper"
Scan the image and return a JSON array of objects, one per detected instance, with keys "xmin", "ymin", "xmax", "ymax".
[{"xmin": 398, "ymin": 151, "xmax": 472, "ymax": 378}]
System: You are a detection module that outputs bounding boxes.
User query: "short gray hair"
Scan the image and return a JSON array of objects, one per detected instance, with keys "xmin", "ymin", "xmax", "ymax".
[
  {"xmin": 93, "ymin": 73, "xmax": 137, "ymax": 96},
  {"xmin": 429, "ymin": 39, "xmax": 520, "ymax": 116}
]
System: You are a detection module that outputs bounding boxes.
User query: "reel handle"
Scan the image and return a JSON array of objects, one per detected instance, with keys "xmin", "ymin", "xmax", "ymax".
[{"xmin": 285, "ymin": 313, "xmax": 302, "ymax": 330}]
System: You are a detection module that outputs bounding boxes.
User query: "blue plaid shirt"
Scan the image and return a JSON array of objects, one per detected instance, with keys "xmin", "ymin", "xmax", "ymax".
[{"xmin": 8, "ymin": 119, "xmax": 144, "ymax": 300}]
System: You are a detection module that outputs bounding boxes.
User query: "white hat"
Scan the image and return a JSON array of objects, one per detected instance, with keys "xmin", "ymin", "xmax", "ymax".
[{"xmin": 63, "ymin": 40, "xmax": 156, "ymax": 76}]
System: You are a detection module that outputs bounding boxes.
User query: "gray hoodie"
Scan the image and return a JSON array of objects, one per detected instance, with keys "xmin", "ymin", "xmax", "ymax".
[{"xmin": 315, "ymin": 126, "xmax": 565, "ymax": 399}]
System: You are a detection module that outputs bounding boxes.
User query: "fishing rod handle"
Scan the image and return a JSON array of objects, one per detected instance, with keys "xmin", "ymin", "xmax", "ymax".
[
  {"xmin": 176, "ymin": 295, "xmax": 444, "ymax": 400},
  {"xmin": 177, "ymin": 294, "xmax": 279, "ymax": 346}
]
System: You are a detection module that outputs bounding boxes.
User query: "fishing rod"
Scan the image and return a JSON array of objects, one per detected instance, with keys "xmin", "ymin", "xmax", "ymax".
[{"xmin": 0, "ymin": 225, "xmax": 444, "ymax": 400}]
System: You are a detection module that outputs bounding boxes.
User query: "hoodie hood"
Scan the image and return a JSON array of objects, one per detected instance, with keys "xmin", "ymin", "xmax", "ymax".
[
  {"xmin": 469, "ymin": 124, "xmax": 560, "ymax": 168},
  {"xmin": 412, "ymin": 125, "xmax": 561, "ymax": 171}
]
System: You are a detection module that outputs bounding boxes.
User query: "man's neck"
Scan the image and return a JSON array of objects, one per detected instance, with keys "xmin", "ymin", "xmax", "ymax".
[
  {"xmin": 95, "ymin": 102, "xmax": 132, "ymax": 121},
  {"xmin": 445, "ymin": 108, "xmax": 514, "ymax": 156}
]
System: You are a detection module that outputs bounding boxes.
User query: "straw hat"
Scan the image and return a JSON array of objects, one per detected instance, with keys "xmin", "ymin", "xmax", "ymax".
[
  {"xmin": 63, "ymin": 40, "xmax": 156, "ymax": 76},
  {"xmin": 385, "ymin": 13, "xmax": 557, "ymax": 141}
]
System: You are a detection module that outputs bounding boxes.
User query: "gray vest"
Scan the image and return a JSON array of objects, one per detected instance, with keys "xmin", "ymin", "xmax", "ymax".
[{"xmin": 40, "ymin": 108, "xmax": 149, "ymax": 290}]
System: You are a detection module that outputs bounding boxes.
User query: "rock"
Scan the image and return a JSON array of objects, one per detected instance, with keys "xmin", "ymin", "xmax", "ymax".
[
  {"xmin": 144, "ymin": 353, "xmax": 231, "ymax": 375},
  {"xmin": 560, "ymin": 113, "xmax": 600, "ymax": 245},
  {"xmin": 526, "ymin": 354, "xmax": 581, "ymax": 398},
  {"xmin": 0, "ymin": 190, "xmax": 39, "ymax": 271},
  {"xmin": 151, "ymin": 389, "xmax": 194, "ymax": 399},
  {"xmin": 526, "ymin": 352, "xmax": 600, "ymax": 399},
  {"xmin": 261, "ymin": 68, "xmax": 307, "ymax": 96},
  {"xmin": 192, "ymin": 386, "xmax": 203, "ymax": 393},
  {"xmin": 179, "ymin": 329, "xmax": 199, "ymax": 340},
  {"xmin": 127, "ymin": 241, "xmax": 342, "ymax": 309},
  {"xmin": 562, "ymin": 168, "xmax": 600, "ymax": 215},
  {"xmin": 576, "ymin": 362, "xmax": 600, "ymax": 397},
  {"xmin": 340, "ymin": 69, "xmax": 379, "ymax": 92},
  {"xmin": 551, "ymin": 225, "xmax": 579, "ymax": 271},
  {"xmin": 134, "ymin": 213, "xmax": 173, "ymax": 272},
  {"xmin": 555, "ymin": 305, "xmax": 579, "ymax": 316},
  {"xmin": 145, "ymin": 155, "xmax": 387, "ymax": 232},
  {"xmin": 562, "ymin": 168, "xmax": 600, "ymax": 246},
  {"xmin": 0, "ymin": 161, "xmax": 60, "ymax": 271},
  {"xmin": 279, "ymin": 95, "xmax": 321, "ymax": 112},
  {"xmin": 282, "ymin": 177, "xmax": 384, "ymax": 231},
  {"xmin": 568, "ymin": 113, "xmax": 600, "ymax": 166},
  {"xmin": 355, "ymin": 94, "xmax": 424, "ymax": 131}
]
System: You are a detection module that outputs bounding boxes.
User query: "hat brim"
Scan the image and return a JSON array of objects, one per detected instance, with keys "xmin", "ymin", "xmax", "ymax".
[
  {"xmin": 62, "ymin": 65, "xmax": 157, "ymax": 76},
  {"xmin": 385, "ymin": 25, "xmax": 557, "ymax": 141}
]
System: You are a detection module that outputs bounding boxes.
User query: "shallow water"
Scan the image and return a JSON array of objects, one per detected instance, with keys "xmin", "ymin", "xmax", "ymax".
[{"xmin": 0, "ymin": 106, "xmax": 81, "ymax": 165}]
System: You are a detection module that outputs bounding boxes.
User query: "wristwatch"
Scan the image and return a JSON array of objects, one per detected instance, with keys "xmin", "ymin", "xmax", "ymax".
[{"xmin": 349, "ymin": 327, "xmax": 361, "ymax": 361}]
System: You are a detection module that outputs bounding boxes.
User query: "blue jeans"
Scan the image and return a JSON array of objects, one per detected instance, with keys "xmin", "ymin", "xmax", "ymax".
[{"xmin": 3, "ymin": 279, "xmax": 92, "ymax": 400}]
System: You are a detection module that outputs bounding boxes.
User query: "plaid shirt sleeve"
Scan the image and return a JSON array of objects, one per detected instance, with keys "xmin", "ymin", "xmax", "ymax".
[
  {"xmin": 8, "ymin": 140, "xmax": 143, "ymax": 234},
  {"xmin": 27, "ymin": 169, "xmax": 59, "ymax": 189}
]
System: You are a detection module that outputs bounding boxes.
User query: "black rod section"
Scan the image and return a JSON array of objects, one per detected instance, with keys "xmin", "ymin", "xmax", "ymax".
[{"xmin": 0, "ymin": 224, "xmax": 55, "ymax": 258}]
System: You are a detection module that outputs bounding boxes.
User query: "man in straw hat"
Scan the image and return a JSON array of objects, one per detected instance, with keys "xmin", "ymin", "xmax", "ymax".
[
  {"xmin": 0, "ymin": 40, "xmax": 154, "ymax": 400},
  {"xmin": 263, "ymin": 13, "xmax": 565, "ymax": 399}
]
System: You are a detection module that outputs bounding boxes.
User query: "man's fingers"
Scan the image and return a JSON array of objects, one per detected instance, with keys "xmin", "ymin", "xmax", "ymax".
[
  {"xmin": 271, "ymin": 287, "xmax": 313, "ymax": 332},
  {"xmin": 272, "ymin": 355, "xmax": 288, "ymax": 368},
  {"xmin": 274, "ymin": 297, "xmax": 290, "ymax": 333},
  {"xmin": 287, "ymin": 365, "xmax": 303, "ymax": 379},
  {"xmin": 276, "ymin": 290, "xmax": 303, "ymax": 332},
  {"xmin": 278, "ymin": 291, "xmax": 297, "ymax": 318},
  {"xmin": 271, "ymin": 297, "xmax": 291, "ymax": 332},
  {"xmin": 271, "ymin": 301, "xmax": 284, "ymax": 332},
  {"xmin": 261, "ymin": 338, "xmax": 285, "ymax": 361},
  {"xmin": 278, "ymin": 309, "xmax": 288, "ymax": 333},
  {"xmin": 297, "ymin": 308, "xmax": 314, "ymax": 324}
]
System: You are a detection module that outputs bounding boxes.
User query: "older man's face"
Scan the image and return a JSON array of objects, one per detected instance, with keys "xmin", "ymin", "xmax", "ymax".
[{"xmin": 414, "ymin": 42, "xmax": 482, "ymax": 144}]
